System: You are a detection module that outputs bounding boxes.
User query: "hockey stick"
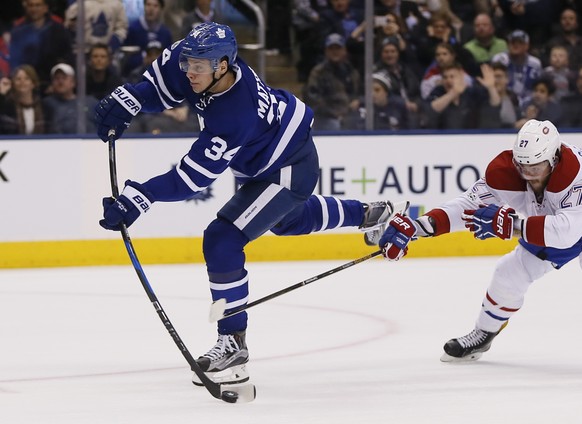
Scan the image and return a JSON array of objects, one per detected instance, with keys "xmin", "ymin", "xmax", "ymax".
[
  {"xmin": 209, "ymin": 200, "xmax": 411, "ymax": 322},
  {"xmin": 209, "ymin": 249, "xmax": 383, "ymax": 322},
  {"xmin": 106, "ymin": 131, "xmax": 255, "ymax": 403}
]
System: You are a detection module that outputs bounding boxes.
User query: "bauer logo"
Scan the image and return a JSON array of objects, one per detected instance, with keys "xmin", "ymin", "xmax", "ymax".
[
  {"xmin": 133, "ymin": 195, "xmax": 150, "ymax": 212},
  {"xmin": 112, "ymin": 87, "xmax": 141, "ymax": 115},
  {"xmin": 0, "ymin": 151, "xmax": 7, "ymax": 182}
]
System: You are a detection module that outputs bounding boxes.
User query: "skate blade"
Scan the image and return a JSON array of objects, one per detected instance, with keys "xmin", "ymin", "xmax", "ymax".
[
  {"xmin": 192, "ymin": 364, "xmax": 250, "ymax": 386},
  {"xmin": 440, "ymin": 351, "xmax": 483, "ymax": 362}
]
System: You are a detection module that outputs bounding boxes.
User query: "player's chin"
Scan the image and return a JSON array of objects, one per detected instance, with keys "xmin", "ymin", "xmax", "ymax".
[{"xmin": 190, "ymin": 83, "xmax": 202, "ymax": 93}]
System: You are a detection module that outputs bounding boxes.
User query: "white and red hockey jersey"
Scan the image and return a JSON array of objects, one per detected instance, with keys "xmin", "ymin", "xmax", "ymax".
[{"xmin": 425, "ymin": 143, "xmax": 582, "ymax": 267}]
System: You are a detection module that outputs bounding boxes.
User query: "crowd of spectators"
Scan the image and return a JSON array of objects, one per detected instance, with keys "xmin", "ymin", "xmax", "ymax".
[
  {"xmin": 3, "ymin": 0, "xmax": 582, "ymax": 134},
  {"xmin": 292, "ymin": 0, "xmax": 582, "ymax": 130},
  {"xmin": 0, "ymin": 0, "xmax": 197, "ymax": 135}
]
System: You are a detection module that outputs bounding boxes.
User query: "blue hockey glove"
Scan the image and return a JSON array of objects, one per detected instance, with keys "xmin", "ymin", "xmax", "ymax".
[
  {"xmin": 94, "ymin": 84, "xmax": 144, "ymax": 142},
  {"xmin": 462, "ymin": 204, "xmax": 516, "ymax": 240},
  {"xmin": 99, "ymin": 180, "xmax": 153, "ymax": 231},
  {"xmin": 379, "ymin": 213, "xmax": 417, "ymax": 261}
]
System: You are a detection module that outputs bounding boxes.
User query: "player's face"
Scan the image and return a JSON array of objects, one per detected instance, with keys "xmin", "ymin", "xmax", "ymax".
[
  {"xmin": 513, "ymin": 159, "xmax": 552, "ymax": 181},
  {"xmin": 184, "ymin": 58, "xmax": 216, "ymax": 93}
]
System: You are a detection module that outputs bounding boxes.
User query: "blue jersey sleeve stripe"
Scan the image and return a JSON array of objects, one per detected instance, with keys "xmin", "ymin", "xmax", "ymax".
[
  {"xmin": 314, "ymin": 195, "xmax": 328, "ymax": 231},
  {"xmin": 144, "ymin": 71, "xmax": 176, "ymax": 109},
  {"xmin": 254, "ymin": 98, "xmax": 306, "ymax": 176},
  {"xmin": 176, "ymin": 166, "xmax": 208, "ymax": 193},
  {"xmin": 183, "ymin": 155, "xmax": 221, "ymax": 179},
  {"xmin": 151, "ymin": 60, "xmax": 184, "ymax": 104}
]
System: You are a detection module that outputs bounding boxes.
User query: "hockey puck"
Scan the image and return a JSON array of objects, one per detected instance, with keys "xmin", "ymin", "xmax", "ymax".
[{"xmin": 221, "ymin": 390, "xmax": 239, "ymax": 403}]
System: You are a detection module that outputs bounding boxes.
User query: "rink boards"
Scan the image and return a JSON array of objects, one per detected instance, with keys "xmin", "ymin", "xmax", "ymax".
[{"xmin": 4, "ymin": 131, "xmax": 576, "ymax": 268}]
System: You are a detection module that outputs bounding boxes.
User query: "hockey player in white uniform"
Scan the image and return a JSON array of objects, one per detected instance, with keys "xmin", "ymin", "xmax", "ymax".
[
  {"xmin": 93, "ymin": 22, "xmax": 395, "ymax": 388},
  {"xmin": 378, "ymin": 119, "xmax": 582, "ymax": 361}
]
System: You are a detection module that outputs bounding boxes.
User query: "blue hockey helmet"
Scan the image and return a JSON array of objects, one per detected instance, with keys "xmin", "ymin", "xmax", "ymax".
[{"xmin": 179, "ymin": 22, "xmax": 237, "ymax": 73}]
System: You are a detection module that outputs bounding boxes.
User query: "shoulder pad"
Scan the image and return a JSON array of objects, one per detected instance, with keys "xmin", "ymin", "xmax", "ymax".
[{"xmin": 485, "ymin": 150, "xmax": 527, "ymax": 191}]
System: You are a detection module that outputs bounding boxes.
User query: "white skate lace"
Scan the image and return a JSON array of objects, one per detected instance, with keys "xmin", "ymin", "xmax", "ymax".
[
  {"xmin": 203, "ymin": 334, "xmax": 240, "ymax": 361},
  {"xmin": 457, "ymin": 329, "xmax": 488, "ymax": 348}
]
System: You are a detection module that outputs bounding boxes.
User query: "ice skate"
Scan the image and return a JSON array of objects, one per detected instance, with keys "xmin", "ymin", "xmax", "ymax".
[
  {"xmin": 359, "ymin": 201, "xmax": 394, "ymax": 246},
  {"xmin": 192, "ymin": 331, "xmax": 250, "ymax": 386},
  {"xmin": 440, "ymin": 323, "xmax": 506, "ymax": 362}
]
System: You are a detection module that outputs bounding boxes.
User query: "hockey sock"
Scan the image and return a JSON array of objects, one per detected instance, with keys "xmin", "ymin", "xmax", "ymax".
[
  {"xmin": 476, "ymin": 291, "xmax": 521, "ymax": 333},
  {"xmin": 203, "ymin": 219, "xmax": 250, "ymax": 333}
]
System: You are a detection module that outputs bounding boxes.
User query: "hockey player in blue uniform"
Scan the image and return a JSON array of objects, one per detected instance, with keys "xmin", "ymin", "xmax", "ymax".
[{"xmin": 94, "ymin": 22, "xmax": 395, "ymax": 387}]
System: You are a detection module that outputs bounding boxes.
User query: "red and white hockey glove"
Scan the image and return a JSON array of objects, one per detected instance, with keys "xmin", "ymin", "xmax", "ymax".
[
  {"xmin": 462, "ymin": 204, "xmax": 516, "ymax": 240},
  {"xmin": 379, "ymin": 213, "xmax": 417, "ymax": 261}
]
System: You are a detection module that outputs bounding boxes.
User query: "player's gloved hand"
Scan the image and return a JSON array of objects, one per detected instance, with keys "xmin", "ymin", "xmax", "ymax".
[
  {"xmin": 462, "ymin": 204, "xmax": 516, "ymax": 240},
  {"xmin": 95, "ymin": 84, "xmax": 144, "ymax": 142},
  {"xmin": 379, "ymin": 213, "xmax": 418, "ymax": 261},
  {"xmin": 100, "ymin": 180, "xmax": 153, "ymax": 231}
]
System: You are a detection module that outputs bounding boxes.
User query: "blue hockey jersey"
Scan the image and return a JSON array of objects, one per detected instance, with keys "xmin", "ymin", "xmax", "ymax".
[{"xmin": 130, "ymin": 39, "xmax": 315, "ymax": 202}]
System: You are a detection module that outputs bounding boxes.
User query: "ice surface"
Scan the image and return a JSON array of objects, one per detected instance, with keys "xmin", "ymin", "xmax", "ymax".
[{"xmin": 1, "ymin": 257, "xmax": 581, "ymax": 423}]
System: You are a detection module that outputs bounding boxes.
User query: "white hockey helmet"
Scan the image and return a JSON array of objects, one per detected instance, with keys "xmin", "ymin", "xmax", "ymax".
[{"xmin": 513, "ymin": 119, "xmax": 561, "ymax": 167}]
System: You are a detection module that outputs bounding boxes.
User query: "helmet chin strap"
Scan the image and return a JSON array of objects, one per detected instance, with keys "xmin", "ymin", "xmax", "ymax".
[{"xmin": 200, "ymin": 68, "xmax": 229, "ymax": 96}]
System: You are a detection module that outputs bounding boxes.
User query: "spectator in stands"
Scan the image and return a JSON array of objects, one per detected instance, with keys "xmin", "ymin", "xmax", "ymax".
[
  {"xmin": 319, "ymin": 0, "xmax": 365, "ymax": 75},
  {"xmin": 420, "ymin": 42, "xmax": 473, "ymax": 100},
  {"xmin": 374, "ymin": 0, "xmax": 429, "ymax": 35},
  {"xmin": 344, "ymin": 72, "xmax": 409, "ymax": 130},
  {"xmin": 127, "ymin": 40, "xmax": 163, "ymax": 84},
  {"xmin": 0, "ymin": 65, "xmax": 45, "ymax": 134},
  {"xmin": 415, "ymin": 11, "xmax": 458, "ymax": 69},
  {"xmin": 544, "ymin": 8, "xmax": 582, "ymax": 71},
  {"xmin": 291, "ymin": 0, "xmax": 329, "ymax": 82},
  {"xmin": 123, "ymin": 0, "xmax": 145, "ymax": 24},
  {"xmin": 123, "ymin": 0, "xmax": 173, "ymax": 76},
  {"xmin": 181, "ymin": 0, "xmax": 223, "ymax": 38},
  {"xmin": 497, "ymin": 0, "xmax": 561, "ymax": 58},
  {"xmin": 0, "ymin": 0, "xmax": 24, "ymax": 34},
  {"xmin": 560, "ymin": 66, "xmax": 582, "ymax": 127},
  {"xmin": 42, "ymin": 63, "xmax": 98, "ymax": 134},
  {"xmin": 423, "ymin": 62, "xmax": 500, "ymax": 129},
  {"xmin": 9, "ymin": 0, "xmax": 73, "ymax": 94},
  {"xmin": 491, "ymin": 29, "xmax": 542, "ymax": 107},
  {"xmin": 463, "ymin": 13, "xmax": 508, "ymax": 64},
  {"xmin": 489, "ymin": 61, "xmax": 521, "ymax": 128},
  {"xmin": 415, "ymin": 10, "xmax": 479, "ymax": 77},
  {"xmin": 86, "ymin": 43, "xmax": 123, "ymax": 100},
  {"xmin": 542, "ymin": 45, "xmax": 575, "ymax": 102},
  {"xmin": 374, "ymin": 38, "xmax": 422, "ymax": 128},
  {"xmin": 515, "ymin": 76, "xmax": 562, "ymax": 128},
  {"xmin": 65, "ymin": 0, "xmax": 128, "ymax": 53},
  {"xmin": 303, "ymin": 33, "xmax": 361, "ymax": 131},
  {"xmin": 319, "ymin": 0, "xmax": 363, "ymax": 40}
]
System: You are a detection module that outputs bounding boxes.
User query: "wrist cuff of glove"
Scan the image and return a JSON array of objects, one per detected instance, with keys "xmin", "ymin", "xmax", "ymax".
[
  {"xmin": 122, "ymin": 184, "xmax": 152, "ymax": 214},
  {"xmin": 111, "ymin": 85, "xmax": 143, "ymax": 116},
  {"xmin": 414, "ymin": 215, "xmax": 435, "ymax": 237}
]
